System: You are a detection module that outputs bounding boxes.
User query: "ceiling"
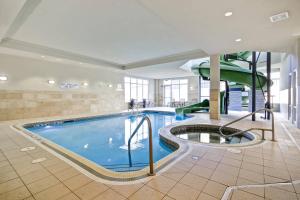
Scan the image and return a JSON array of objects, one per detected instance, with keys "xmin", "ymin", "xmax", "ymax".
[{"xmin": 0, "ymin": 0, "xmax": 299, "ymax": 78}]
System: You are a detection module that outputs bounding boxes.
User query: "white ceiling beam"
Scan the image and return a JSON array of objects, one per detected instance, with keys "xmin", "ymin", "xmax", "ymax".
[
  {"xmin": 3, "ymin": 0, "xmax": 41, "ymax": 39},
  {"xmin": 123, "ymin": 49, "xmax": 207, "ymax": 69},
  {"xmin": 0, "ymin": 38, "xmax": 123, "ymax": 69}
]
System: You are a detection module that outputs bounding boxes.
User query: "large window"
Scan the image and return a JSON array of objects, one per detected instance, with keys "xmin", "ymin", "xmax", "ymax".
[
  {"xmin": 124, "ymin": 77, "xmax": 149, "ymax": 102},
  {"xmin": 163, "ymin": 79, "xmax": 188, "ymax": 105},
  {"xmin": 199, "ymin": 78, "xmax": 226, "ymax": 101}
]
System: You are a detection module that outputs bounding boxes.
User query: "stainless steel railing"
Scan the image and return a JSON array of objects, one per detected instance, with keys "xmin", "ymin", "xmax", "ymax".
[
  {"xmin": 127, "ymin": 114, "xmax": 155, "ymax": 176},
  {"xmin": 219, "ymin": 108, "xmax": 275, "ymax": 141}
]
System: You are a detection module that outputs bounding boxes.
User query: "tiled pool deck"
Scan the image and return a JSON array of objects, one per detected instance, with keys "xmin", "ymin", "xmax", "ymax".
[{"xmin": 1, "ymin": 110, "xmax": 300, "ymax": 200}]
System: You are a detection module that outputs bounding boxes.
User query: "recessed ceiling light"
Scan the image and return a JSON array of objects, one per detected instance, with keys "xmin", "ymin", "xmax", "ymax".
[
  {"xmin": 48, "ymin": 80, "xmax": 55, "ymax": 84},
  {"xmin": 79, "ymin": 62, "xmax": 83, "ymax": 65},
  {"xmin": 225, "ymin": 12, "xmax": 233, "ymax": 17},
  {"xmin": 270, "ymin": 12, "xmax": 289, "ymax": 23},
  {"xmin": 0, "ymin": 75, "xmax": 8, "ymax": 81},
  {"xmin": 108, "ymin": 84, "xmax": 113, "ymax": 88},
  {"xmin": 83, "ymin": 82, "xmax": 88, "ymax": 86},
  {"xmin": 41, "ymin": 55, "xmax": 45, "ymax": 58},
  {"xmin": 235, "ymin": 38, "xmax": 242, "ymax": 42}
]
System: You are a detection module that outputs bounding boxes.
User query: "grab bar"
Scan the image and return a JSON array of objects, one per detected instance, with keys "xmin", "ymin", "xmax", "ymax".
[
  {"xmin": 219, "ymin": 108, "xmax": 275, "ymax": 141},
  {"xmin": 127, "ymin": 114, "xmax": 155, "ymax": 176}
]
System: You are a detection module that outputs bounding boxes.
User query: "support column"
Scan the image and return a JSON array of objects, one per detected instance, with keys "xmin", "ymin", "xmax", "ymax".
[
  {"xmin": 210, "ymin": 55, "xmax": 220, "ymax": 120},
  {"xmin": 252, "ymin": 51, "xmax": 257, "ymax": 121},
  {"xmin": 266, "ymin": 52, "xmax": 271, "ymax": 120}
]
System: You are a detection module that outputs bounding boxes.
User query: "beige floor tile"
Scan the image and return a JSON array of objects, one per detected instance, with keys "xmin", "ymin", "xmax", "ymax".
[
  {"xmin": 74, "ymin": 181, "xmax": 108, "ymax": 200},
  {"xmin": 162, "ymin": 171, "xmax": 186, "ymax": 181},
  {"xmin": 54, "ymin": 167, "xmax": 80, "ymax": 181},
  {"xmin": 63, "ymin": 174, "xmax": 92, "ymax": 190},
  {"xmin": 231, "ymin": 189, "xmax": 264, "ymax": 200},
  {"xmin": 27, "ymin": 175, "xmax": 60, "ymax": 194},
  {"xmin": 0, "ymin": 178, "xmax": 23, "ymax": 194},
  {"xmin": 264, "ymin": 174, "xmax": 287, "ymax": 184},
  {"xmin": 14, "ymin": 163, "xmax": 43, "ymax": 176},
  {"xmin": 215, "ymin": 163, "xmax": 240, "ymax": 176},
  {"xmin": 197, "ymin": 193, "xmax": 218, "ymax": 200},
  {"xmin": 0, "ymin": 170, "xmax": 18, "ymax": 184},
  {"xmin": 58, "ymin": 193, "xmax": 80, "ymax": 200},
  {"xmin": 238, "ymin": 169, "xmax": 264, "ymax": 184},
  {"xmin": 240, "ymin": 186, "xmax": 264, "ymax": 197},
  {"xmin": 264, "ymin": 166, "xmax": 291, "ymax": 180},
  {"xmin": 93, "ymin": 189, "xmax": 126, "ymax": 200},
  {"xmin": 210, "ymin": 170, "xmax": 237, "ymax": 186},
  {"xmin": 202, "ymin": 180, "xmax": 227, "ymax": 199},
  {"xmin": 146, "ymin": 175, "xmax": 177, "ymax": 194},
  {"xmin": 162, "ymin": 195, "xmax": 175, "ymax": 200},
  {"xmin": 265, "ymin": 186, "xmax": 298, "ymax": 200},
  {"xmin": 167, "ymin": 183, "xmax": 200, "ymax": 200},
  {"xmin": 293, "ymin": 183, "xmax": 300, "ymax": 193},
  {"xmin": 203, "ymin": 153, "xmax": 223, "ymax": 162},
  {"xmin": 243, "ymin": 156, "xmax": 263, "ymax": 166},
  {"xmin": 0, "ymin": 160, "xmax": 9, "ymax": 168},
  {"xmin": 129, "ymin": 185, "xmax": 164, "ymax": 200},
  {"xmin": 220, "ymin": 157, "xmax": 242, "ymax": 168},
  {"xmin": 111, "ymin": 183, "xmax": 143, "ymax": 198},
  {"xmin": 34, "ymin": 183, "xmax": 71, "ymax": 200},
  {"xmin": 0, "ymin": 186, "xmax": 31, "ymax": 200},
  {"xmin": 196, "ymin": 159, "xmax": 218, "ymax": 169},
  {"xmin": 179, "ymin": 173, "xmax": 208, "ymax": 191},
  {"xmin": 21, "ymin": 168, "xmax": 51, "ymax": 184},
  {"xmin": 24, "ymin": 196, "xmax": 35, "ymax": 200},
  {"xmin": 241, "ymin": 161, "xmax": 263, "ymax": 174},
  {"xmin": 46, "ymin": 162, "xmax": 70, "ymax": 174},
  {"xmin": 189, "ymin": 165, "xmax": 214, "ymax": 179}
]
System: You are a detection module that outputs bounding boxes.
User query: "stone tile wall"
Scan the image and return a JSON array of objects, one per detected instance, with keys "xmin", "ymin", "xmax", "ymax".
[{"xmin": 0, "ymin": 90, "xmax": 126, "ymax": 121}]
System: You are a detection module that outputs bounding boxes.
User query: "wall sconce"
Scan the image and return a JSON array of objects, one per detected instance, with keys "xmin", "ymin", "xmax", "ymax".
[
  {"xmin": 48, "ymin": 80, "xmax": 55, "ymax": 84},
  {"xmin": 0, "ymin": 75, "xmax": 8, "ymax": 81},
  {"xmin": 82, "ymin": 82, "xmax": 89, "ymax": 86}
]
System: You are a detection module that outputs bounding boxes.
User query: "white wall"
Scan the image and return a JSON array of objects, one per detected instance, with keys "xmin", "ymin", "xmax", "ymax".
[{"xmin": 0, "ymin": 53, "xmax": 155, "ymax": 120}]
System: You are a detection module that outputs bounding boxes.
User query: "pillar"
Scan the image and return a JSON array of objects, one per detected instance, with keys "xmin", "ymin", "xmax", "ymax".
[{"xmin": 210, "ymin": 55, "xmax": 220, "ymax": 119}]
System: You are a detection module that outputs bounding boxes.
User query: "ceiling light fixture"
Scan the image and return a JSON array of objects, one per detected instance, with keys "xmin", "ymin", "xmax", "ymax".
[
  {"xmin": 270, "ymin": 12, "xmax": 289, "ymax": 23},
  {"xmin": 48, "ymin": 80, "xmax": 55, "ymax": 84},
  {"xmin": 224, "ymin": 12, "xmax": 233, "ymax": 17},
  {"xmin": 0, "ymin": 75, "xmax": 8, "ymax": 81},
  {"xmin": 108, "ymin": 84, "xmax": 113, "ymax": 88},
  {"xmin": 235, "ymin": 38, "xmax": 242, "ymax": 42},
  {"xmin": 41, "ymin": 55, "xmax": 45, "ymax": 58}
]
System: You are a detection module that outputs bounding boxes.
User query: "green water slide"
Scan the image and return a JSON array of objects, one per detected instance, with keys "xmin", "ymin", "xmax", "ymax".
[{"xmin": 175, "ymin": 52, "xmax": 270, "ymax": 115}]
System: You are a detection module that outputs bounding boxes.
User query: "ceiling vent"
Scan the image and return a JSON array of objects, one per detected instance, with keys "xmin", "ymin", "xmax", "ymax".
[{"xmin": 270, "ymin": 12, "xmax": 289, "ymax": 23}]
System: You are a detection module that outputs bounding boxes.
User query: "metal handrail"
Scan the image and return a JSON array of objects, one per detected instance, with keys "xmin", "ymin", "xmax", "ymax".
[
  {"xmin": 128, "ymin": 114, "xmax": 155, "ymax": 176},
  {"xmin": 219, "ymin": 108, "xmax": 275, "ymax": 141}
]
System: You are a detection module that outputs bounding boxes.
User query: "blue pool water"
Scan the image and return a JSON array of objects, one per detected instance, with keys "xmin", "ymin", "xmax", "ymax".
[{"xmin": 26, "ymin": 111, "xmax": 189, "ymax": 172}]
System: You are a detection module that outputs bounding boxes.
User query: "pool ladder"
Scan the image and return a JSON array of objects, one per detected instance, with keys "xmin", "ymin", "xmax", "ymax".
[
  {"xmin": 127, "ymin": 114, "xmax": 155, "ymax": 176},
  {"xmin": 219, "ymin": 108, "xmax": 275, "ymax": 141}
]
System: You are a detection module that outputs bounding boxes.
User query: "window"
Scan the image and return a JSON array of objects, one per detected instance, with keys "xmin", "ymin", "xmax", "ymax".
[
  {"xmin": 199, "ymin": 78, "xmax": 226, "ymax": 101},
  {"xmin": 163, "ymin": 79, "xmax": 188, "ymax": 105},
  {"xmin": 124, "ymin": 77, "xmax": 149, "ymax": 102}
]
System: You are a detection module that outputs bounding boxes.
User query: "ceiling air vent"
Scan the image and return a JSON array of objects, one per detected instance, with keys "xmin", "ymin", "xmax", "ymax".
[{"xmin": 270, "ymin": 12, "xmax": 289, "ymax": 23}]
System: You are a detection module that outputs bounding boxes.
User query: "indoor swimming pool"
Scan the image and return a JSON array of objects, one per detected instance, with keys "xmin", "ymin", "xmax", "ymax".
[{"xmin": 25, "ymin": 111, "xmax": 190, "ymax": 172}]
